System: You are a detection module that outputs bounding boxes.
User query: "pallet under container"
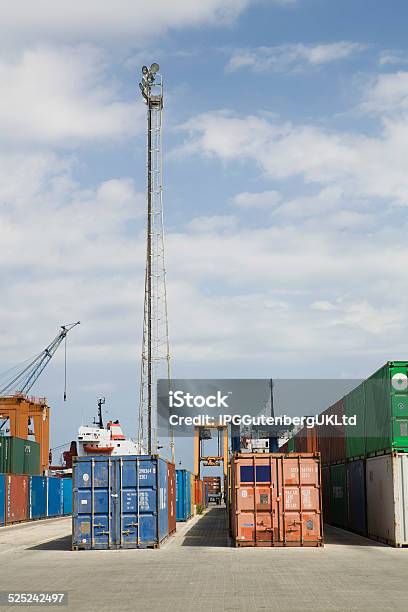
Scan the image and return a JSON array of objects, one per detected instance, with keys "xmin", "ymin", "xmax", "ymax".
[
  {"xmin": 72, "ymin": 455, "xmax": 175, "ymax": 550},
  {"xmin": 230, "ymin": 453, "xmax": 323, "ymax": 547}
]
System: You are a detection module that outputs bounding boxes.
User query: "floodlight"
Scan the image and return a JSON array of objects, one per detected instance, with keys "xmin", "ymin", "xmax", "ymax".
[
  {"xmin": 147, "ymin": 74, "xmax": 154, "ymax": 84},
  {"xmin": 142, "ymin": 66, "xmax": 149, "ymax": 75},
  {"xmin": 150, "ymin": 63, "xmax": 159, "ymax": 74}
]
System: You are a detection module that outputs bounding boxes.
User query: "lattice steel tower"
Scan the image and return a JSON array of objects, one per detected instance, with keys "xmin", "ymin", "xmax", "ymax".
[{"xmin": 137, "ymin": 63, "xmax": 172, "ymax": 458}]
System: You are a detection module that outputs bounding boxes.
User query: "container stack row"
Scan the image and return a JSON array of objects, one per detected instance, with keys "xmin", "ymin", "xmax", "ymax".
[
  {"xmin": 228, "ymin": 453, "xmax": 323, "ymax": 547},
  {"xmin": 0, "ymin": 474, "xmax": 72, "ymax": 525},
  {"xmin": 281, "ymin": 361, "xmax": 408, "ymax": 546},
  {"xmin": 175, "ymin": 469, "xmax": 208, "ymax": 520}
]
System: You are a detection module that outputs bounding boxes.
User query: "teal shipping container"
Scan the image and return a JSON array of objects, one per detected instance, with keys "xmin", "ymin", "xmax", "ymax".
[
  {"xmin": 176, "ymin": 469, "xmax": 192, "ymax": 521},
  {"xmin": 329, "ymin": 464, "xmax": 347, "ymax": 528},
  {"xmin": 72, "ymin": 455, "xmax": 171, "ymax": 550},
  {"xmin": 29, "ymin": 476, "xmax": 47, "ymax": 519},
  {"xmin": 0, "ymin": 474, "xmax": 4, "ymax": 525},
  {"xmin": 47, "ymin": 477, "xmax": 63, "ymax": 517},
  {"xmin": 62, "ymin": 478, "xmax": 72, "ymax": 514}
]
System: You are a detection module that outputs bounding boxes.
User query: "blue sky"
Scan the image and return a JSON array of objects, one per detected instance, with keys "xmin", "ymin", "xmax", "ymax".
[{"xmin": 1, "ymin": 0, "xmax": 408, "ymax": 465}]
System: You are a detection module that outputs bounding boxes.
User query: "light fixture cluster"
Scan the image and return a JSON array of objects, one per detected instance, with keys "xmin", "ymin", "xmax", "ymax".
[{"xmin": 139, "ymin": 63, "xmax": 160, "ymax": 101}]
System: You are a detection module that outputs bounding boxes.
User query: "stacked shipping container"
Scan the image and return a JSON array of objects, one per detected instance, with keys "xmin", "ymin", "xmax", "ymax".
[{"xmin": 284, "ymin": 361, "xmax": 408, "ymax": 546}]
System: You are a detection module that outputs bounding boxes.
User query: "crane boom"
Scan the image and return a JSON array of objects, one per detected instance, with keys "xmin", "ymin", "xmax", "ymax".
[{"xmin": 0, "ymin": 322, "xmax": 80, "ymax": 396}]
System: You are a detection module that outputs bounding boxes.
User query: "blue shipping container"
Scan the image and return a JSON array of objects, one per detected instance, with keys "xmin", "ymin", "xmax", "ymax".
[
  {"xmin": 176, "ymin": 469, "xmax": 192, "ymax": 521},
  {"xmin": 29, "ymin": 476, "xmax": 47, "ymax": 519},
  {"xmin": 346, "ymin": 459, "xmax": 367, "ymax": 536},
  {"xmin": 0, "ymin": 474, "xmax": 5, "ymax": 525},
  {"xmin": 62, "ymin": 478, "xmax": 72, "ymax": 514},
  {"xmin": 47, "ymin": 477, "xmax": 63, "ymax": 517},
  {"xmin": 72, "ymin": 455, "xmax": 170, "ymax": 550}
]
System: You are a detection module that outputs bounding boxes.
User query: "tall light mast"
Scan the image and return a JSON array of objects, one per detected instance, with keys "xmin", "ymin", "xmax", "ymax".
[{"xmin": 138, "ymin": 63, "xmax": 172, "ymax": 459}]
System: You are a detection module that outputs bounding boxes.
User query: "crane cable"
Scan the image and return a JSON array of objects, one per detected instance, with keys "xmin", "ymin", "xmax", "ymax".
[{"xmin": 64, "ymin": 334, "xmax": 67, "ymax": 402}]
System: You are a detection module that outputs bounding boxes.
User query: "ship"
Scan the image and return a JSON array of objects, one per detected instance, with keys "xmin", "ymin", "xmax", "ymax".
[{"xmin": 77, "ymin": 399, "xmax": 143, "ymax": 457}]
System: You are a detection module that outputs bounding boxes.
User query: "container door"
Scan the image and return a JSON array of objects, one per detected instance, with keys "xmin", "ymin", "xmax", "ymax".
[
  {"xmin": 73, "ymin": 458, "xmax": 114, "ymax": 549},
  {"xmin": 280, "ymin": 457, "xmax": 322, "ymax": 544},
  {"xmin": 395, "ymin": 454, "xmax": 408, "ymax": 545},
  {"xmin": 119, "ymin": 457, "xmax": 159, "ymax": 548},
  {"xmin": 235, "ymin": 458, "xmax": 276, "ymax": 544},
  {"xmin": 366, "ymin": 455, "xmax": 395, "ymax": 544},
  {"xmin": 389, "ymin": 364, "xmax": 408, "ymax": 452}
]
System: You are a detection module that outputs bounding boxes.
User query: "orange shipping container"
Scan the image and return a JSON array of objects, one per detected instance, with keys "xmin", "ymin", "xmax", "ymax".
[
  {"xmin": 5, "ymin": 474, "xmax": 28, "ymax": 524},
  {"xmin": 230, "ymin": 453, "xmax": 323, "ymax": 547}
]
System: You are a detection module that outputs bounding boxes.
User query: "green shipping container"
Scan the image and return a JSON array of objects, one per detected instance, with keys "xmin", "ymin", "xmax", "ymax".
[
  {"xmin": 329, "ymin": 463, "xmax": 347, "ymax": 528},
  {"xmin": 345, "ymin": 382, "xmax": 366, "ymax": 459},
  {"xmin": 344, "ymin": 362, "xmax": 408, "ymax": 458},
  {"xmin": 0, "ymin": 436, "xmax": 40, "ymax": 475},
  {"xmin": 287, "ymin": 437, "xmax": 295, "ymax": 452}
]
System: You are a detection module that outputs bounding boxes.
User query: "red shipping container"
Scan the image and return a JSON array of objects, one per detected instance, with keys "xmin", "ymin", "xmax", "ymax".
[
  {"xmin": 167, "ymin": 462, "xmax": 176, "ymax": 535},
  {"xmin": 317, "ymin": 399, "xmax": 346, "ymax": 465},
  {"xmin": 230, "ymin": 453, "xmax": 323, "ymax": 547},
  {"xmin": 295, "ymin": 426, "xmax": 318, "ymax": 453},
  {"xmin": 5, "ymin": 474, "xmax": 28, "ymax": 524},
  {"xmin": 194, "ymin": 478, "xmax": 204, "ymax": 507}
]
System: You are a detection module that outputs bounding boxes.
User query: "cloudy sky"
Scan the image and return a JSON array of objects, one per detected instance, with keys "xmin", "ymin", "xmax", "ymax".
[{"xmin": 1, "ymin": 0, "xmax": 408, "ymax": 456}]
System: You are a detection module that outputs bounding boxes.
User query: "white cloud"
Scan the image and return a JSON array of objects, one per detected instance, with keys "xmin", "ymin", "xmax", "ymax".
[
  {"xmin": 226, "ymin": 42, "xmax": 365, "ymax": 73},
  {"xmin": 177, "ymin": 107, "xmax": 408, "ymax": 204},
  {"xmin": 361, "ymin": 71, "xmax": 408, "ymax": 114},
  {"xmin": 379, "ymin": 50, "xmax": 408, "ymax": 67},
  {"xmin": 187, "ymin": 215, "xmax": 237, "ymax": 233},
  {"xmin": 0, "ymin": 45, "xmax": 142, "ymax": 145},
  {"xmin": 0, "ymin": 1, "xmax": 262, "ymax": 49},
  {"xmin": 232, "ymin": 190, "xmax": 281, "ymax": 208}
]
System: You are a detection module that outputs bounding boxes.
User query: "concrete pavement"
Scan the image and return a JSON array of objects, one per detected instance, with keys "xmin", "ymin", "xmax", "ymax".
[{"xmin": 0, "ymin": 507, "xmax": 407, "ymax": 611}]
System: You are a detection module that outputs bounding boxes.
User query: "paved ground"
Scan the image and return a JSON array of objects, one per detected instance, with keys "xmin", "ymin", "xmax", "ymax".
[{"xmin": 0, "ymin": 507, "xmax": 408, "ymax": 611}]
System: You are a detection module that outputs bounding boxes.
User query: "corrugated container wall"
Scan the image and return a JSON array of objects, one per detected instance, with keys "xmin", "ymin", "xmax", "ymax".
[
  {"xmin": 0, "ymin": 437, "xmax": 40, "ymax": 475},
  {"xmin": 190, "ymin": 473, "xmax": 195, "ymax": 516},
  {"xmin": 72, "ymin": 455, "xmax": 171, "ymax": 550},
  {"xmin": 167, "ymin": 462, "xmax": 176, "ymax": 535},
  {"xmin": 322, "ymin": 466, "xmax": 331, "ymax": 524},
  {"xmin": 5, "ymin": 474, "xmax": 28, "ymax": 524},
  {"xmin": 329, "ymin": 464, "xmax": 347, "ymax": 528},
  {"xmin": 62, "ymin": 478, "xmax": 73, "ymax": 515},
  {"xmin": 194, "ymin": 478, "xmax": 204, "ymax": 507},
  {"xmin": 366, "ymin": 453, "xmax": 408, "ymax": 547},
  {"xmin": 176, "ymin": 469, "xmax": 192, "ymax": 521},
  {"xmin": 346, "ymin": 459, "xmax": 367, "ymax": 536},
  {"xmin": 230, "ymin": 453, "xmax": 323, "ymax": 547},
  {"xmin": 318, "ymin": 400, "xmax": 346, "ymax": 465},
  {"xmin": 47, "ymin": 477, "xmax": 63, "ymax": 517},
  {"xmin": 0, "ymin": 474, "xmax": 5, "ymax": 525},
  {"xmin": 29, "ymin": 476, "xmax": 47, "ymax": 519},
  {"xmin": 294, "ymin": 427, "xmax": 318, "ymax": 453}
]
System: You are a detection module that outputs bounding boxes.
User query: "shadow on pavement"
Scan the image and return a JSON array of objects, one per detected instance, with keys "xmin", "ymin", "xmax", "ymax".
[
  {"xmin": 28, "ymin": 535, "xmax": 72, "ymax": 551},
  {"xmin": 181, "ymin": 506, "xmax": 231, "ymax": 547},
  {"xmin": 323, "ymin": 525, "xmax": 389, "ymax": 547}
]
